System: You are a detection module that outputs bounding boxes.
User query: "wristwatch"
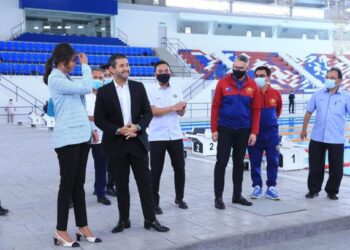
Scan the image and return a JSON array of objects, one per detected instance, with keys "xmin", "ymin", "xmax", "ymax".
[
  {"xmin": 136, "ymin": 124, "xmax": 141, "ymax": 131},
  {"xmin": 116, "ymin": 128, "xmax": 121, "ymax": 135}
]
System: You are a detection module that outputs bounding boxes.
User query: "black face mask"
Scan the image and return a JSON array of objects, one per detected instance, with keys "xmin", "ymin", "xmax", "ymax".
[
  {"xmin": 232, "ymin": 69, "xmax": 246, "ymax": 79},
  {"xmin": 156, "ymin": 74, "xmax": 171, "ymax": 84}
]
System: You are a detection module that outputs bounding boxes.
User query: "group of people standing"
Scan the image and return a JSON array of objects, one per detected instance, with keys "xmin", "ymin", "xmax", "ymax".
[{"xmin": 42, "ymin": 43, "xmax": 350, "ymax": 248}]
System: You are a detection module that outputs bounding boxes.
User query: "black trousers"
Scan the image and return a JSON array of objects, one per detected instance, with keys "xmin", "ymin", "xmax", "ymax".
[
  {"xmin": 55, "ymin": 142, "xmax": 89, "ymax": 231},
  {"xmin": 108, "ymin": 138, "xmax": 156, "ymax": 222},
  {"xmin": 90, "ymin": 144, "xmax": 108, "ymax": 198},
  {"xmin": 289, "ymin": 102, "xmax": 295, "ymax": 114},
  {"xmin": 308, "ymin": 140, "xmax": 344, "ymax": 195},
  {"xmin": 107, "ymin": 165, "xmax": 116, "ymax": 189},
  {"xmin": 150, "ymin": 139, "xmax": 185, "ymax": 206},
  {"xmin": 214, "ymin": 126, "xmax": 250, "ymax": 199}
]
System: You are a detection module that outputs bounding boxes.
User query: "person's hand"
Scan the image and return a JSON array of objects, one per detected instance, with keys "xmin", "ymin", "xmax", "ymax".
[
  {"xmin": 248, "ymin": 134, "xmax": 257, "ymax": 146},
  {"xmin": 92, "ymin": 130, "xmax": 99, "ymax": 144},
  {"xmin": 212, "ymin": 132, "xmax": 218, "ymax": 142},
  {"xmin": 78, "ymin": 53, "xmax": 88, "ymax": 64},
  {"xmin": 125, "ymin": 123, "xmax": 138, "ymax": 137},
  {"xmin": 300, "ymin": 129, "xmax": 307, "ymax": 140},
  {"xmin": 172, "ymin": 102, "xmax": 186, "ymax": 112}
]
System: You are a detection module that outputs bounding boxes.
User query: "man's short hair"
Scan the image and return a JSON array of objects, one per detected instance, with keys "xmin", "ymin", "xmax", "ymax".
[
  {"xmin": 328, "ymin": 67, "xmax": 342, "ymax": 80},
  {"xmin": 154, "ymin": 60, "xmax": 170, "ymax": 71},
  {"xmin": 235, "ymin": 54, "xmax": 249, "ymax": 65},
  {"xmin": 92, "ymin": 68, "xmax": 104, "ymax": 73},
  {"xmin": 108, "ymin": 54, "xmax": 127, "ymax": 68},
  {"xmin": 254, "ymin": 66, "xmax": 271, "ymax": 77}
]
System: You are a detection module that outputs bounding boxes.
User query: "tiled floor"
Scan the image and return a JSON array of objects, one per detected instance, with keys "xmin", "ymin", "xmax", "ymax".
[{"xmin": 1, "ymin": 124, "xmax": 350, "ymax": 250}]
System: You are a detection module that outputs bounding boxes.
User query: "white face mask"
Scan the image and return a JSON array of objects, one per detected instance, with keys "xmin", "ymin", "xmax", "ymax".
[
  {"xmin": 104, "ymin": 77, "xmax": 113, "ymax": 84},
  {"xmin": 325, "ymin": 79, "xmax": 337, "ymax": 89},
  {"xmin": 255, "ymin": 77, "xmax": 266, "ymax": 88}
]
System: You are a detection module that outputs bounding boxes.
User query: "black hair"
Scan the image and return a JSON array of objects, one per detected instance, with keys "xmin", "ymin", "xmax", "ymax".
[
  {"xmin": 154, "ymin": 60, "xmax": 170, "ymax": 71},
  {"xmin": 236, "ymin": 54, "xmax": 249, "ymax": 64},
  {"xmin": 100, "ymin": 64, "xmax": 110, "ymax": 70},
  {"xmin": 108, "ymin": 54, "xmax": 127, "ymax": 68},
  {"xmin": 92, "ymin": 68, "xmax": 104, "ymax": 73},
  {"xmin": 254, "ymin": 66, "xmax": 271, "ymax": 77},
  {"xmin": 328, "ymin": 67, "xmax": 342, "ymax": 80},
  {"xmin": 43, "ymin": 43, "xmax": 75, "ymax": 85}
]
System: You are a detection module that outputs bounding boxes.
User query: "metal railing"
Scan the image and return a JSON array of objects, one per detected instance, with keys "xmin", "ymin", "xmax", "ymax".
[
  {"xmin": 160, "ymin": 37, "xmax": 191, "ymax": 76},
  {"xmin": 0, "ymin": 105, "xmax": 44, "ymax": 118},
  {"xmin": 116, "ymin": 28, "xmax": 128, "ymax": 45},
  {"xmin": 11, "ymin": 21, "xmax": 24, "ymax": 39},
  {"xmin": 0, "ymin": 75, "xmax": 45, "ymax": 110},
  {"xmin": 183, "ymin": 77, "xmax": 208, "ymax": 100}
]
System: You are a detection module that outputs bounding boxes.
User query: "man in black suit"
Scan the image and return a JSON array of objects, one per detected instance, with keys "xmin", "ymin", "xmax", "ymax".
[{"xmin": 94, "ymin": 54, "xmax": 169, "ymax": 233}]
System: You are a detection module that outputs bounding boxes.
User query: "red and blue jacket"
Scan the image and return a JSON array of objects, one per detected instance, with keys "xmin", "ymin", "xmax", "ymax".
[
  {"xmin": 211, "ymin": 73, "xmax": 261, "ymax": 135},
  {"xmin": 258, "ymin": 85, "xmax": 282, "ymax": 132}
]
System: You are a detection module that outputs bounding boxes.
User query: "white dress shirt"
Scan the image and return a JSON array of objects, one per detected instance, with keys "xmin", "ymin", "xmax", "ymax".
[
  {"xmin": 148, "ymin": 84, "xmax": 184, "ymax": 141},
  {"xmin": 85, "ymin": 92, "xmax": 103, "ymax": 144},
  {"xmin": 114, "ymin": 80, "xmax": 131, "ymax": 126}
]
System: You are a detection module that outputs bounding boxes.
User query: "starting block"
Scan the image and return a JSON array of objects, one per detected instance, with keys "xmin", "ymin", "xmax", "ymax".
[
  {"xmin": 27, "ymin": 112, "xmax": 43, "ymax": 127},
  {"xmin": 185, "ymin": 128, "xmax": 217, "ymax": 156},
  {"xmin": 41, "ymin": 114, "xmax": 55, "ymax": 129},
  {"xmin": 278, "ymin": 136, "xmax": 308, "ymax": 171}
]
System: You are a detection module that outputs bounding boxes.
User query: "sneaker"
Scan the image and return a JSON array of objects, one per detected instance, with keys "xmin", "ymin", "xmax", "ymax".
[
  {"xmin": 265, "ymin": 186, "xmax": 280, "ymax": 200},
  {"xmin": 251, "ymin": 186, "xmax": 263, "ymax": 199}
]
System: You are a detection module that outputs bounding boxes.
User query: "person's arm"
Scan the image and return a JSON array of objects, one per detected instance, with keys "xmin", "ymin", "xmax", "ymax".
[
  {"xmin": 51, "ymin": 64, "xmax": 92, "ymax": 95},
  {"xmin": 94, "ymin": 88, "xmax": 119, "ymax": 135},
  {"xmin": 250, "ymin": 85, "xmax": 261, "ymax": 136},
  {"xmin": 152, "ymin": 106, "xmax": 177, "ymax": 116},
  {"xmin": 177, "ymin": 89, "xmax": 186, "ymax": 117},
  {"xmin": 300, "ymin": 93, "xmax": 316, "ymax": 140},
  {"xmin": 211, "ymin": 80, "xmax": 222, "ymax": 141},
  {"xmin": 137, "ymin": 83, "xmax": 153, "ymax": 131}
]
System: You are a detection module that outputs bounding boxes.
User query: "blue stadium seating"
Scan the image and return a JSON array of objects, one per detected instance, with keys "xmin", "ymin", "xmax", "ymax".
[{"xmin": 0, "ymin": 36, "xmax": 158, "ymax": 76}]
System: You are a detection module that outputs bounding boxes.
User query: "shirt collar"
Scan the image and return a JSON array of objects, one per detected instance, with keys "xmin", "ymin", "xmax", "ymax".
[
  {"xmin": 157, "ymin": 82, "xmax": 171, "ymax": 90},
  {"xmin": 324, "ymin": 86, "xmax": 341, "ymax": 94},
  {"xmin": 114, "ymin": 80, "xmax": 128, "ymax": 88}
]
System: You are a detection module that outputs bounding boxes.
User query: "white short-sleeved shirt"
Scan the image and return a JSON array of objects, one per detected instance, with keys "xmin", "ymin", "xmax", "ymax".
[
  {"xmin": 85, "ymin": 93, "xmax": 103, "ymax": 144},
  {"xmin": 148, "ymin": 84, "xmax": 184, "ymax": 141}
]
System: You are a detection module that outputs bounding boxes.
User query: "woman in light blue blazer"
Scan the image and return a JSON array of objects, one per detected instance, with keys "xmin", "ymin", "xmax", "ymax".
[{"xmin": 43, "ymin": 43, "xmax": 101, "ymax": 247}]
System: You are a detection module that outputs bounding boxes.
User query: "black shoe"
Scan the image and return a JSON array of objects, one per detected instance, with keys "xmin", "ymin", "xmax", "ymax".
[
  {"xmin": 305, "ymin": 192, "xmax": 319, "ymax": 199},
  {"xmin": 0, "ymin": 205, "xmax": 9, "ymax": 216},
  {"xmin": 106, "ymin": 187, "xmax": 117, "ymax": 197},
  {"xmin": 111, "ymin": 220, "xmax": 131, "ymax": 233},
  {"xmin": 232, "ymin": 196, "xmax": 253, "ymax": 206},
  {"xmin": 215, "ymin": 198, "xmax": 225, "ymax": 210},
  {"xmin": 154, "ymin": 205, "xmax": 163, "ymax": 215},
  {"xmin": 97, "ymin": 196, "xmax": 111, "ymax": 206},
  {"xmin": 144, "ymin": 220, "xmax": 169, "ymax": 232},
  {"xmin": 327, "ymin": 193, "xmax": 339, "ymax": 200},
  {"xmin": 175, "ymin": 199, "xmax": 188, "ymax": 209}
]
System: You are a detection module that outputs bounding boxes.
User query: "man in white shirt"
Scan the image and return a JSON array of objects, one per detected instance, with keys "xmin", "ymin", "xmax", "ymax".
[
  {"xmin": 85, "ymin": 68, "xmax": 111, "ymax": 206},
  {"xmin": 148, "ymin": 61, "xmax": 188, "ymax": 214},
  {"xmin": 5, "ymin": 99, "xmax": 15, "ymax": 123}
]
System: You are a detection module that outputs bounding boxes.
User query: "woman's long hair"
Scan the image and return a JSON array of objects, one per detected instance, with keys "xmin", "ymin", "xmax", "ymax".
[{"xmin": 43, "ymin": 43, "xmax": 75, "ymax": 85}]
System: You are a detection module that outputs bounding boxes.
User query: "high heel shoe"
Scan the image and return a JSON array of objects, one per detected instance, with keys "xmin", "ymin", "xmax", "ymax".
[
  {"xmin": 53, "ymin": 232, "xmax": 80, "ymax": 248},
  {"xmin": 76, "ymin": 230, "xmax": 102, "ymax": 243}
]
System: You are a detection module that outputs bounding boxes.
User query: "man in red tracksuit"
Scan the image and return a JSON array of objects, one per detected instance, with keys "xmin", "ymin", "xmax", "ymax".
[
  {"xmin": 211, "ymin": 55, "xmax": 261, "ymax": 209},
  {"xmin": 248, "ymin": 66, "xmax": 282, "ymax": 200}
]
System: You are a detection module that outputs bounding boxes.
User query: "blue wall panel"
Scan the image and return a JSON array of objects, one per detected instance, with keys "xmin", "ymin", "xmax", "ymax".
[{"xmin": 19, "ymin": 0, "xmax": 118, "ymax": 15}]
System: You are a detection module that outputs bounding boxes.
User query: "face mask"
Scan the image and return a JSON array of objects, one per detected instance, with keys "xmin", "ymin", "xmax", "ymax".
[
  {"xmin": 325, "ymin": 79, "xmax": 336, "ymax": 89},
  {"xmin": 104, "ymin": 77, "xmax": 113, "ymax": 84},
  {"xmin": 255, "ymin": 77, "xmax": 266, "ymax": 88},
  {"xmin": 232, "ymin": 69, "xmax": 246, "ymax": 79},
  {"xmin": 156, "ymin": 74, "xmax": 171, "ymax": 84},
  {"xmin": 92, "ymin": 79, "xmax": 103, "ymax": 90}
]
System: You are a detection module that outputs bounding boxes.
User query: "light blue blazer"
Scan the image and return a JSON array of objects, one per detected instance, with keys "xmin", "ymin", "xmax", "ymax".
[{"xmin": 48, "ymin": 64, "xmax": 92, "ymax": 148}]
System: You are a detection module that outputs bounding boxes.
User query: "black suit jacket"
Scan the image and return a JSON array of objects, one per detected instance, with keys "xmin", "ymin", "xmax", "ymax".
[{"xmin": 94, "ymin": 80, "xmax": 153, "ymax": 156}]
